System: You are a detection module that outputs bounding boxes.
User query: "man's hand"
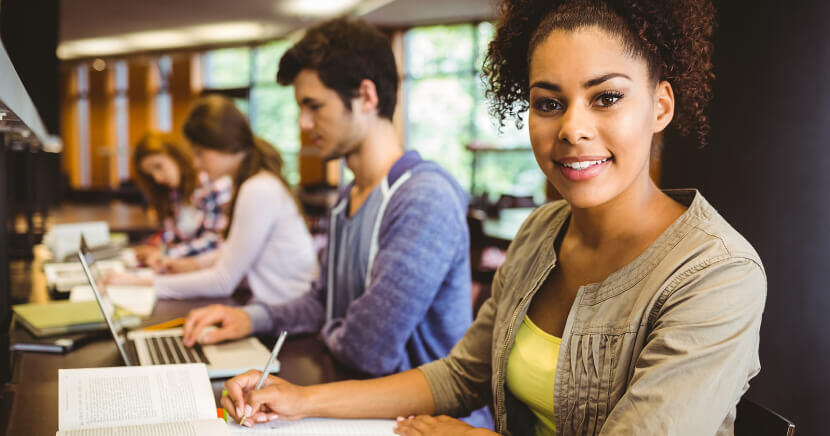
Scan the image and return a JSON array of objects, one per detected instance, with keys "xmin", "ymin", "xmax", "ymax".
[{"xmin": 182, "ymin": 304, "xmax": 253, "ymax": 347}]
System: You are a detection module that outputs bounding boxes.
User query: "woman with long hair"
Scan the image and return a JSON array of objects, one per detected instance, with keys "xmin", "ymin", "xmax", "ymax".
[
  {"xmin": 131, "ymin": 131, "xmax": 232, "ymax": 271},
  {"xmin": 112, "ymin": 95, "xmax": 318, "ymax": 309},
  {"xmin": 220, "ymin": 0, "xmax": 765, "ymax": 434}
]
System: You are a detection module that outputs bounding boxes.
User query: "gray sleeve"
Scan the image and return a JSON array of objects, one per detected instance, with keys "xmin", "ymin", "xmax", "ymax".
[{"xmin": 242, "ymin": 302, "xmax": 273, "ymax": 334}]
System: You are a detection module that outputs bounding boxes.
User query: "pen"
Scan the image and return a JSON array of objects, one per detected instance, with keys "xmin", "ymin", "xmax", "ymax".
[{"xmin": 240, "ymin": 330, "xmax": 287, "ymax": 426}]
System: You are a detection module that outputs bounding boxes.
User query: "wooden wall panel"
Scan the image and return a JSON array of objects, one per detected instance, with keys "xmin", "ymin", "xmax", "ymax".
[
  {"xmin": 660, "ymin": 2, "xmax": 830, "ymax": 433},
  {"xmin": 59, "ymin": 68, "xmax": 81, "ymax": 188},
  {"xmin": 87, "ymin": 67, "xmax": 115, "ymax": 188},
  {"xmin": 170, "ymin": 54, "xmax": 198, "ymax": 143},
  {"xmin": 128, "ymin": 59, "xmax": 153, "ymax": 180}
]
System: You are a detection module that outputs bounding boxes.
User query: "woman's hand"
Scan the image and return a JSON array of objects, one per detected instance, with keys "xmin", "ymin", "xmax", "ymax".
[
  {"xmin": 393, "ymin": 415, "xmax": 496, "ymax": 436},
  {"xmin": 159, "ymin": 256, "xmax": 201, "ymax": 274},
  {"xmin": 222, "ymin": 370, "xmax": 310, "ymax": 426}
]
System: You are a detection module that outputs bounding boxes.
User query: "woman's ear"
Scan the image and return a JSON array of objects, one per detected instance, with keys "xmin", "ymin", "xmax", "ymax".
[
  {"xmin": 653, "ymin": 80, "xmax": 675, "ymax": 134},
  {"xmin": 356, "ymin": 78, "xmax": 380, "ymax": 114}
]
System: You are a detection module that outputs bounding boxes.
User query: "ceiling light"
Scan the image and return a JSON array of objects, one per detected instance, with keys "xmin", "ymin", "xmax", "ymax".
[
  {"xmin": 91, "ymin": 59, "xmax": 106, "ymax": 71},
  {"xmin": 277, "ymin": 0, "xmax": 361, "ymax": 17},
  {"xmin": 57, "ymin": 21, "xmax": 286, "ymax": 59}
]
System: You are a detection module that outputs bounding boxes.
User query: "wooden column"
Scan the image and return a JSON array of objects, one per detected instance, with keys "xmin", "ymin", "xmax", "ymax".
[
  {"xmin": 127, "ymin": 58, "xmax": 153, "ymax": 180},
  {"xmin": 59, "ymin": 67, "xmax": 81, "ymax": 188}
]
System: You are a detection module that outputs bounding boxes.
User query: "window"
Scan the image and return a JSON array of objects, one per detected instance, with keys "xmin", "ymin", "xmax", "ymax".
[
  {"xmin": 201, "ymin": 44, "xmax": 300, "ymax": 184},
  {"xmin": 403, "ymin": 23, "xmax": 545, "ymax": 201}
]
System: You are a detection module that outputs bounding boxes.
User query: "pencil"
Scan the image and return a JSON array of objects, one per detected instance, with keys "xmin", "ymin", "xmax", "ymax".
[{"xmin": 141, "ymin": 317, "xmax": 185, "ymax": 331}]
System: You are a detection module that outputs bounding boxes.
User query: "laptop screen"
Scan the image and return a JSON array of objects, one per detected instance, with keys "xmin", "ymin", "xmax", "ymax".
[{"xmin": 77, "ymin": 236, "xmax": 134, "ymax": 366}]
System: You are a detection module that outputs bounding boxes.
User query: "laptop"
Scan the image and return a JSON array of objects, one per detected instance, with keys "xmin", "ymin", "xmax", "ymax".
[{"xmin": 76, "ymin": 238, "xmax": 280, "ymax": 379}]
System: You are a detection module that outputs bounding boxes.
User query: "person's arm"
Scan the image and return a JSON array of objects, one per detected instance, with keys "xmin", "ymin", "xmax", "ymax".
[
  {"xmin": 319, "ymin": 174, "xmax": 467, "ymax": 375},
  {"xmin": 599, "ymin": 257, "xmax": 766, "ymax": 435},
  {"xmin": 223, "ymin": 368, "xmax": 435, "ymax": 423},
  {"xmin": 153, "ymin": 176, "xmax": 280, "ymax": 299},
  {"xmin": 163, "ymin": 231, "xmax": 222, "ymax": 259},
  {"xmin": 182, "ymin": 240, "xmax": 328, "ymax": 346}
]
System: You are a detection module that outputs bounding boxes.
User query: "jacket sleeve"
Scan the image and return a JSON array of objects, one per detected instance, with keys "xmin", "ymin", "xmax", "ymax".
[
  {"xmin": 319, "ymin": 173, "xmax": 467, "ymax": 376},
  {"xmin": 417, "ymin": 258, "xmax": 504, "ymax": 417},
  {"xmin": 599, "ymin": 256, "xmax": 766, "ymax": 435}
]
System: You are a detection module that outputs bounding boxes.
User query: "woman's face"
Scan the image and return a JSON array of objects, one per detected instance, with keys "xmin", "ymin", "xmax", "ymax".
[
  {"xmin": 191, "ymin": 145, "xmax": 244, "ymax": 181},
  {"xmin": 139, "ymin": 153, "xmax": 181, "ymax": 188},
  {"xmin": 528, "ymin": 26, "xmax": 674, "ymax": 209}
]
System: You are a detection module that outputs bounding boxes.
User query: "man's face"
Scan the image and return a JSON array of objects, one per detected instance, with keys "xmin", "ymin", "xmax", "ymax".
[{"xmin": 293, "ymin": 69, "xmax": 364, "ymax": 160}]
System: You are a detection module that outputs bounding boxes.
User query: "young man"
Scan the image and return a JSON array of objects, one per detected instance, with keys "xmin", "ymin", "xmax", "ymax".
[{"xmin": 182, "ymin": 18, "xmax": 473, "ymax": 378}]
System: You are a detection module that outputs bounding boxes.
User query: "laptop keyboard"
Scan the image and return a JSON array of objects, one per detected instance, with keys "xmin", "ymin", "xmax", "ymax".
[{"xmin": 145, "ymin": 335, "xmax": 210, "ymax": 365}]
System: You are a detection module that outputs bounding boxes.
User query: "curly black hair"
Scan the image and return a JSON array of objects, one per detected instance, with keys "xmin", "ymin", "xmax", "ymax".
[
  {"xmin": 277, "ymin": 18, "xmax": 399, "ymax": 121},
  {"xmin": 482, "ymin": 0, "xmax": 716, "ymax": 146}
]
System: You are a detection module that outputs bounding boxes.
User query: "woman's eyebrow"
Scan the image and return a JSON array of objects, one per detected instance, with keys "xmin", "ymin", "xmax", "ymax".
[
  {"xmin": 529, "ymin": 73, "xmax": 631, "ymax": 92},
  {"xmin": 583, "ymin": 73, "xmax": 631, "ymax": 88}
]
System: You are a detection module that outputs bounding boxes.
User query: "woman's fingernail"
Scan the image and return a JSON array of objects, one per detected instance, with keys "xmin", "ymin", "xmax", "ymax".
[
  {"xmin": 396, "ymin": 416, "xmax": 404, "ymax": 422},
  {"xmin": 269, "ymin": 414, "xmax": 278, "ymax": 421},
  {"xmin": 244, "ymin": 405, "xmax": 252, "ymax": 417},
  {"xmin": 243, "ymin": 420, "xmax": 254, "ymax": 427},
  {"xmin": 408, "ymin": 415, "xmax": 414, "ymax": 419},
  {"xmin": 236, "ymin": 407, "xmax": 242, "ymax": 417},
  {"xmin": 257, "ymin": 415, "xmax": 267, "ymax": 422}
]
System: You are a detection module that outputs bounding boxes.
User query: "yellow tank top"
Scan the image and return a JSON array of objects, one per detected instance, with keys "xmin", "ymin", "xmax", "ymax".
[{"xmin": 505, "ymin": 315, "xmax": 560, "ymax": 436}]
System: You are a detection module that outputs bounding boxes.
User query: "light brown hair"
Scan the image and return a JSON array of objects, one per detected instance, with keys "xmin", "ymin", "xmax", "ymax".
[
  {"xmin": 132, "ymin": 131, "xmax": 197, "ymax": 221},
  {"xmin": 182, "ymin": 94, "xmax": 296, "ymax": 234}
]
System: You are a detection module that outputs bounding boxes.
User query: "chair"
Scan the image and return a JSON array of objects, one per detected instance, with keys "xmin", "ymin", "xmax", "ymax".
[
  {"xmin": 734, "ymin": 397, "xmax": 795, "ymax": 436},
  {"xmin": 467, "ymin": 209, "xmax": 495, "ymax": 316}
]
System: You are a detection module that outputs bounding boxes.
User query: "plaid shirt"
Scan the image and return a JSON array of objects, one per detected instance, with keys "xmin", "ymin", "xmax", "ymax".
[{"xmin": 161, "ymin": 172, "xmax": 232, "ymax": 258}]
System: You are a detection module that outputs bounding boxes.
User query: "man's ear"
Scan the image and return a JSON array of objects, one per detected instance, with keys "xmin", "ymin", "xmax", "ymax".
[
  {"xmin": 653, "ymin": 80, "xmax": 675, "ymax": 134},
  {"xmin": 356, "ymin": 79, "xmax": 380, "ymax": 114}
]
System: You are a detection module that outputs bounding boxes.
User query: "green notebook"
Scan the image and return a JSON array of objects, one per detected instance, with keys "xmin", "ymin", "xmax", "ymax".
[{"xmin": 12, "ymin": 300, "xmax": 140, "ymax": 338}]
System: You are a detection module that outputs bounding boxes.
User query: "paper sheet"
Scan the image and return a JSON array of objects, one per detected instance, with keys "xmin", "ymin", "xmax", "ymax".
[{"xmin": 226, "ymin": 418, "xmax": 397, "ymax": 435}]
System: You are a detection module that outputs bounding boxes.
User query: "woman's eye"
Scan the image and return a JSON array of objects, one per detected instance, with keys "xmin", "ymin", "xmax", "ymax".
[
  {"xmin": 532, "ymin": 98, "xmax": 563, "ymax": 113},
  {"xmin": 596, "ymin": 92, "xmax": 623, "ymax": 107}
]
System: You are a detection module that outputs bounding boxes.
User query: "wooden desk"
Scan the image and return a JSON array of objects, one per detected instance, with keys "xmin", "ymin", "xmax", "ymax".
[
  {"xmin": 4, "ymin": 297, "xmax": 361, "ymax": 436},
  {"xmin": 49, "ymin": 201, "xmax": 157, "ymax": 237}
]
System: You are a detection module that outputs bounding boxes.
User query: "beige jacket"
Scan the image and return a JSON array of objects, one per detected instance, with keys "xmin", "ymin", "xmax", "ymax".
[{"xmin": 420, "ymin": 190, "xmax": 766, "ymax": 435}]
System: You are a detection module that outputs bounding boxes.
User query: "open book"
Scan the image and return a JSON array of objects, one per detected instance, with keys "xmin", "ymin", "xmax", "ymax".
[
  {"xmin": 57, "ymin": 363, "xmax": 229, "ymax": 436},
  {"xmin": 57, "ymin": 363, "xmax": 398, "ymax": 435}
]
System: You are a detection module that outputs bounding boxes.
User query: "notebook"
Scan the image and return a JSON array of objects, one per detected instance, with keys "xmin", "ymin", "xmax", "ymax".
[
  {"xmin": 12, "ymin": 300, "xmax": 140, "ymax": 337},
  {"xmin": 56, "ymin": 363, "xmax": 229, "ymax": 436}
]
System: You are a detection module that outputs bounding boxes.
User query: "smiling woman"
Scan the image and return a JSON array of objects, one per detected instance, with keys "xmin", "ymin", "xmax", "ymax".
[{"xmin": 217, "ymin": 1, "xmax": 767, "ymax": 435}]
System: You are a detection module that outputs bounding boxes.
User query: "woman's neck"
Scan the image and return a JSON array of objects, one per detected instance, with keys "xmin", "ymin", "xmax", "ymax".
[{"xmin": 567, "ymin": 175, "xmax": 685, "ymax": 251}]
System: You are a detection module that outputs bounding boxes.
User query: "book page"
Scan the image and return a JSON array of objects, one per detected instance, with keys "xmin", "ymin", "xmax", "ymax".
[
  {"xmin": 58, "ymin": 364, "xmax": 216, "ymax": 431},
  {"xmin": 227, "ymin": 418, "xmax": 396, "ymax": 435},
  {"xmin": 56, "ymin": 418, "xmax": 229, "ymax": 436}
]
